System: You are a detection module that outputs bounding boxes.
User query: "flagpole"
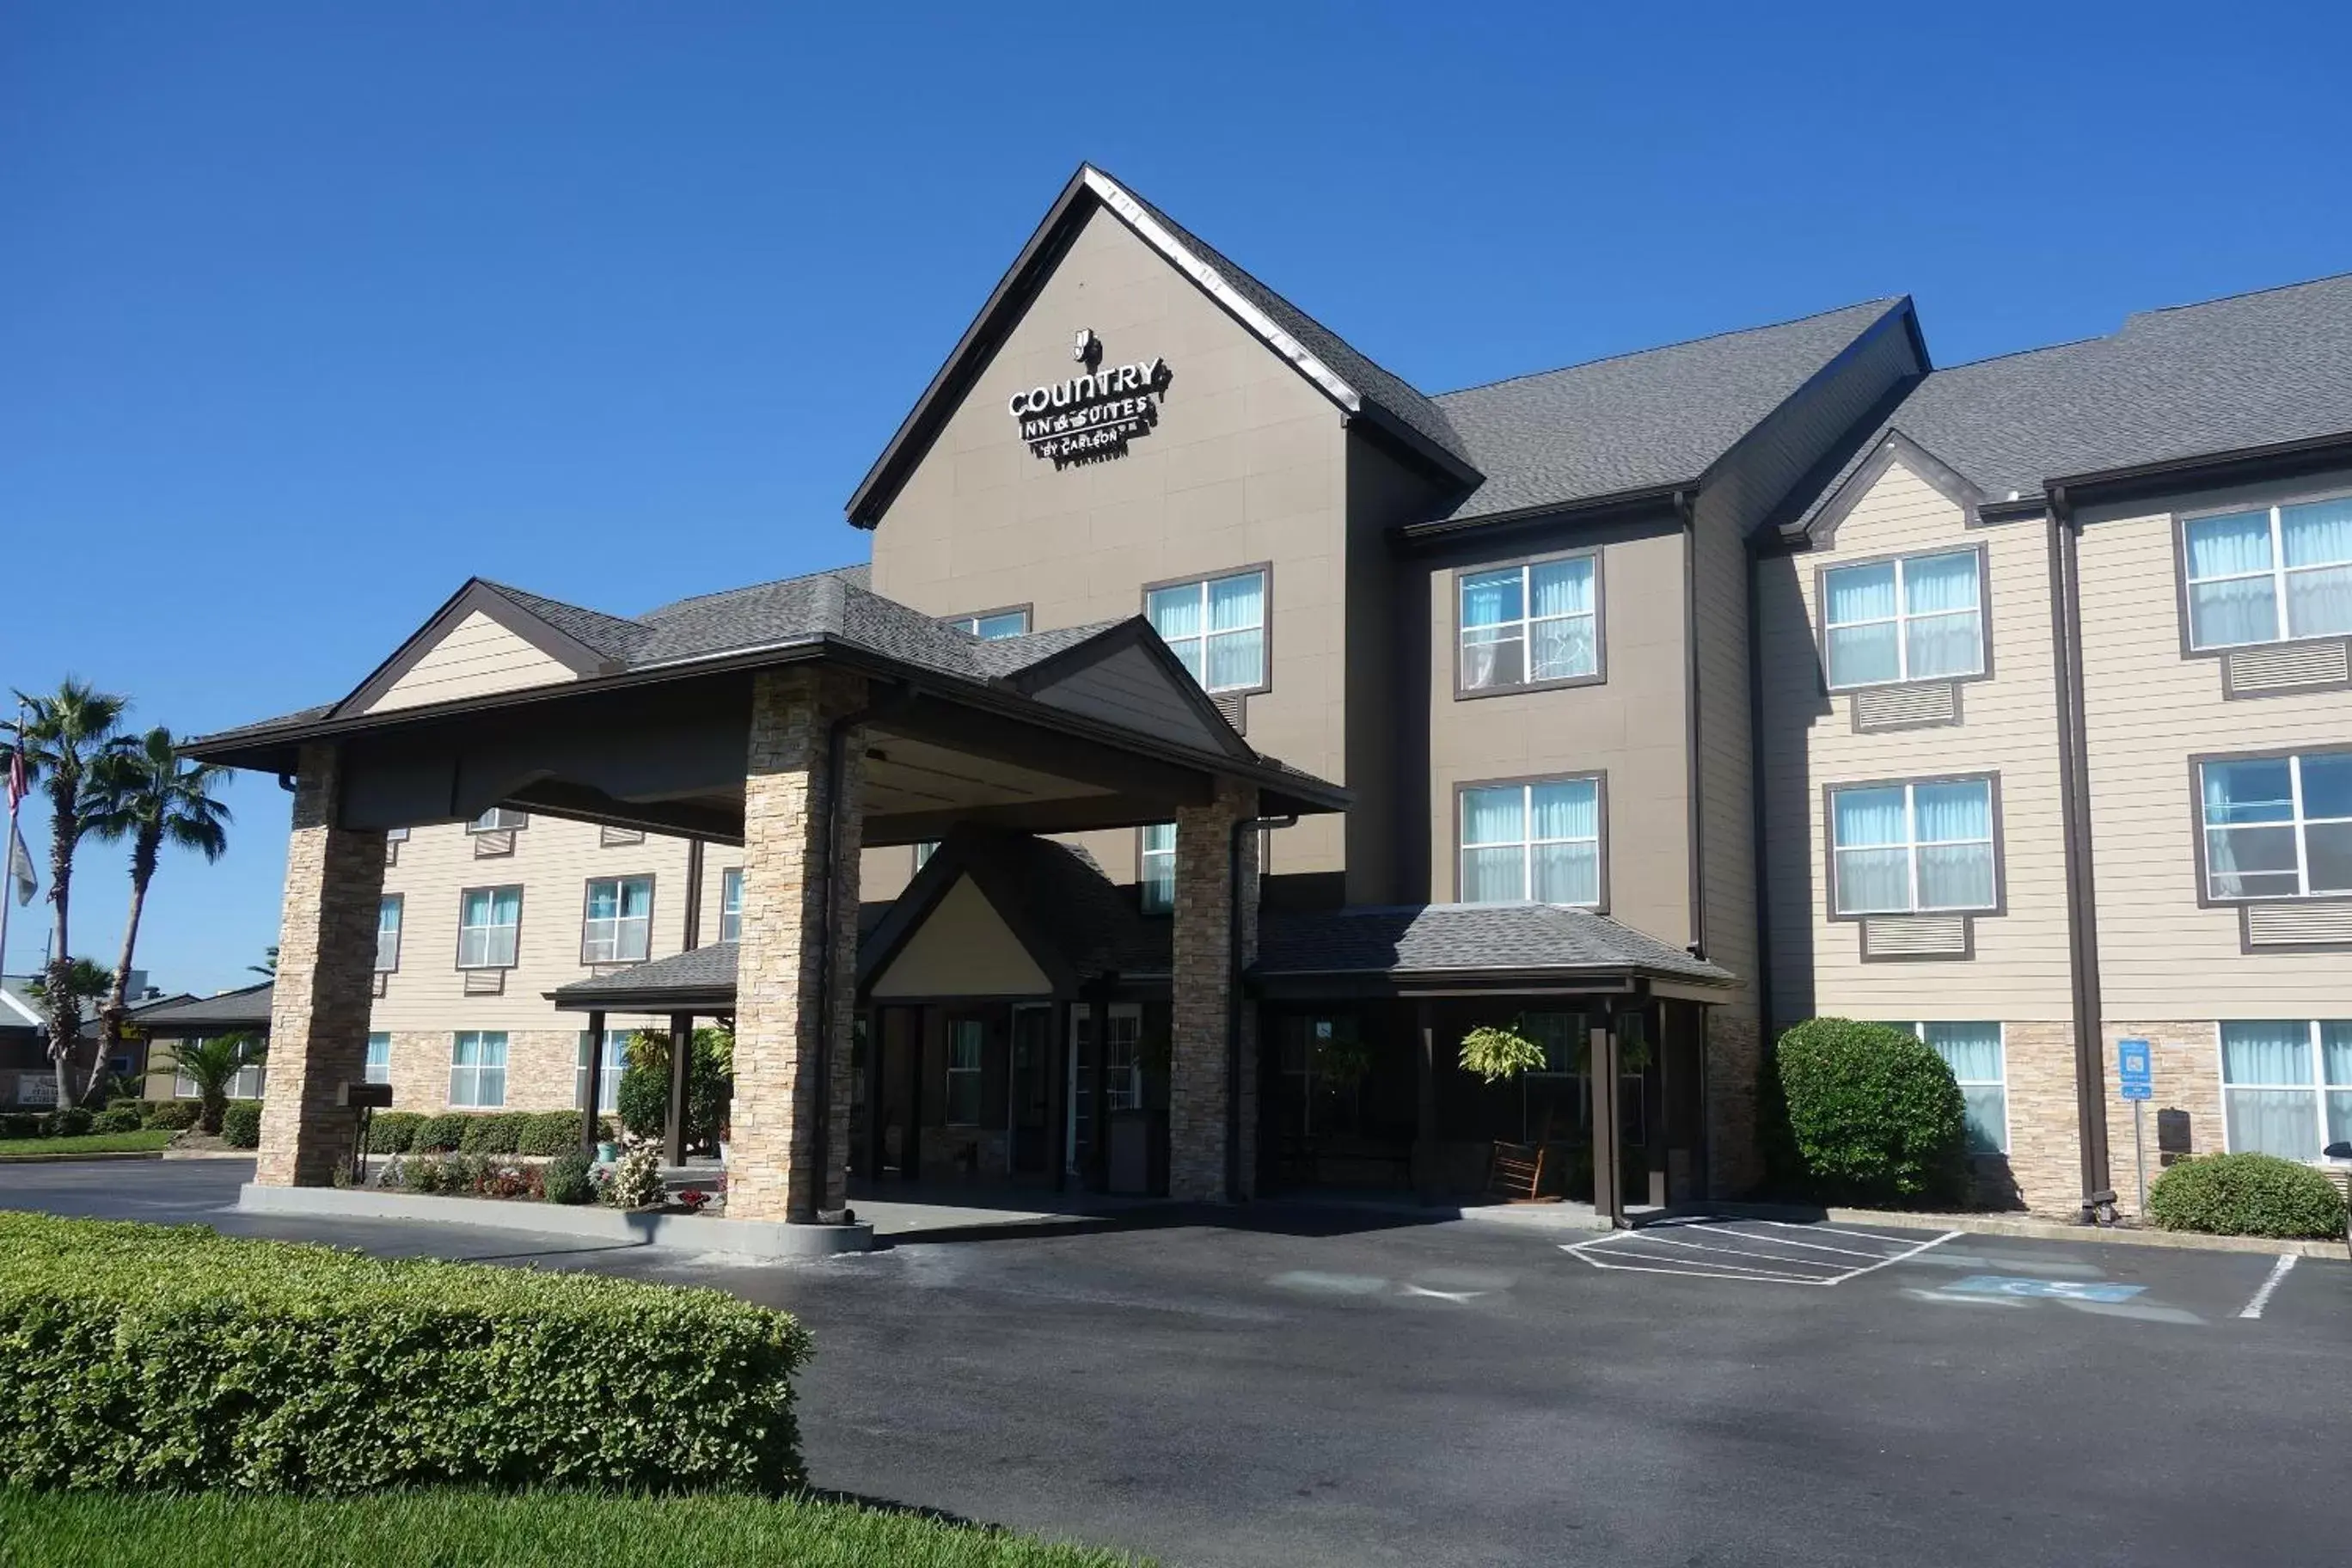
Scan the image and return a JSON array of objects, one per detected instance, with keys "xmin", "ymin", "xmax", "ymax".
[{"xmin": 2, "ymin": 700, "xmax": 24, "ymax": 983}]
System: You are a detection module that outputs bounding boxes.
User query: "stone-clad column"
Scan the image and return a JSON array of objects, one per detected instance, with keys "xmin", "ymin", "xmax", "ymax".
[
  {"xmin": 730, "ymin": 667, "xmax": 867, "ymax": 1224},
  {"xmin": 254, "ymin": 743, "xmax": 387, "ymax": 1188},
  {"xmin": 1169, "ymin": 780, "xmax": 1259, "ymax": 1203}
]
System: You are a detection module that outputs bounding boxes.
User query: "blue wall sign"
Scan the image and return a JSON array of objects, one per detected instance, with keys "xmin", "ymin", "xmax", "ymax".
[{"xmin": 2117, "ymin": 1038, "xmax": 2153, "ymax": 1102}]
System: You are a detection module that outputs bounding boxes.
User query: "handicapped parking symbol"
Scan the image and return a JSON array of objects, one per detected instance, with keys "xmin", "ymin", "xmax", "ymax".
[{"xmin": 1944, "ymin": 1274, "xmax": 2147, "ymax": 1303}]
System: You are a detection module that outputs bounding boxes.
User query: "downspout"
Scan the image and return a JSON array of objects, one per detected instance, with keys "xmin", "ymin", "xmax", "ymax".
[
  {"xmin": 682, "ymin": 839, "xmax": 705, "ymax": 950},
  {"xmin": 1743, "ymin": 530, "xmax": 1776, "ymax": 1042},
  {"xmin": 2046, "ymin": 488, "xmax": 2113, "ymax": 1209},
  {"xmin": 1679, "ymin": 490, "xmax": 1709, "ymax": 960},
  {"xmin": 1227, "ymin": 812, "xmax": 1297, "ymax": 1203},
  {"xmin": 810, "ymin": 681, "xmax": 916, "ymax": 1224}
]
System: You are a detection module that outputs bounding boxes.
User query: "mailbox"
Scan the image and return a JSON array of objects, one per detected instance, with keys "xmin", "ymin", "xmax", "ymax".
[{"xmin": 340, "ymin": 1082, "xmax": 395, "ymax": 1109}]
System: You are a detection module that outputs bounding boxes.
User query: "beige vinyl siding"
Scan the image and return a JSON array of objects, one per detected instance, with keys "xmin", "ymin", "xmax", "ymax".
[
  {"xmin": 371, "ymin": 815, "xmax": 693, "ymax": 1038},
  {"xmin": 1424, "ymin": 524, "xmax": 1691, "ymax": 949},
  {"xmin": 2076, "ymin": 470, "xmax": 2352, "ymax": 1014},
  {"xmin": 867, "ymin": 203, "xmax": 1352, "ymax": 891},
  {"xmin": 869, "ymin": 875, "xmax": 1051, "ymax": 998},
  {"xmin": 1755, "ymin": 458, "xmax": 2073, "ymax": 1020},
  {"xmin": 364, "ymin": 611, "xmax": 575, "ymax": 713}
]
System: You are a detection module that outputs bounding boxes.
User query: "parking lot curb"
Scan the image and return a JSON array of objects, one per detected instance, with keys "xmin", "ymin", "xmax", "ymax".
[
  {"xmin": 0, "ymin": 1149, "xmax": 166, "ymax": 1165},
  {"xmin": 1684, "ymin": 1202, "xmax": 2347, "ymax": 1259}
]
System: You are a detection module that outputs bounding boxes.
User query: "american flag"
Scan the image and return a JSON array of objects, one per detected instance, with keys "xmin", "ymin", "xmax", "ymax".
[{"xmin": 5, "ymin": 746, "xmax": 23, "ymax": 813}]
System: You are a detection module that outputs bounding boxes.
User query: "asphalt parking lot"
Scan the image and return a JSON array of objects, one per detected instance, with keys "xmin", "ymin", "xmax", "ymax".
[{"xmin": 5, "ymin": 1160, "xmax": 2346, "ymax": 1567}]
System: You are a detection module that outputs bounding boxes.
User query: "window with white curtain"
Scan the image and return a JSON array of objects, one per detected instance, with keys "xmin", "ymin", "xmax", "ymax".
[
  {"xmin": 1914, "ymin": 1023, "xmax": 2007, "ymax": 1154},
  {"xmin": 945, "ymin": 609, "xmax": 1030, "ymax": 640},
  {"xmin": 376, "ymin": 895, "xmax": 402, "ymax": 972},
  {"xmin": 2220, "ymin": 1020, "xmax": 2352, "ymax": 1161},
  {"xmin": 1830, "ymin": 778, "xmax": 1998, "ymax": 915},
  {"xmin": 175, "ymin": 1037, "xmax": 266, "ymax": 1101},
  {"xmin": 2184, "ymin": 497, "xmax": 2352, "ymax": 649},
  {"xmin": 581, "ymin": 875, "xmax": 653, "ymax": 963},
  {"xmin": 1139, "ymin": 824, "xmax": 1176, "ymax": 913},
  {"xmin": 1460, "ymin": 777, "xmax": 1603, "ymax": 906},
  {"xmin": 364, "ymin": 1032, "xmax": 391, "ymax": 1086},
  {"xmin": 1822, "ymin": 549, "xmax": 1986, "ymax": 689},
  {"xmin": 2199, "ymin": 750, "xmax": 2352, "ymax": 900},
  {"xmin": 456, "ymin": 885, "xmax": 523, "ymax": 969},
  {"xmin": 1148, "ymin": 568, "xmax": 1266, "ymax": 693},
  {"xmin": 575, "ymin": 1029, "xmax": 630, "ymax": 1113},
  {"xmin": 719, "ymin": 867, "xmax": 743, "ymax": 943},
  {"xmin": 1459, "ymin": 554, "xmax": 1599, "ymax": 692},
  {"xmin": 449, "ymin": 1031, "xmax": 508, "ymax": 1108}
]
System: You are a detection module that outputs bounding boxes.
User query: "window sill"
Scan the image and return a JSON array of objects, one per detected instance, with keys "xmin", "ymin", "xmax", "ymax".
[{"xmin": 1454, "ymin": 672, "xmax": 1605, "ymax": 702}]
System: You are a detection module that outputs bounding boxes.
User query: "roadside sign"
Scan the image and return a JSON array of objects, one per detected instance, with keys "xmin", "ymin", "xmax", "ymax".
[{"xmin": 2118, "ymin": 1038, "xmax": 2153, "ymax": 1102}]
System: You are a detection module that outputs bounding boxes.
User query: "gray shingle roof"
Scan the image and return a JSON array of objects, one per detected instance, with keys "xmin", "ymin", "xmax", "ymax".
[
  {"xmin": 1431, "ymin": 298, "xmax": 1911, "ymax": 524},
  {"xmin": 1108, "ymin": 173, "xmax": 1474, "ymax": 474},
  {"xmin": 129, "ymin": 981, "xmax": 275, "ymax": 1036},
  {"xmin": 478, "ymin": 581, "xmax": 654, "ymax": 663},
  {"xmin": 552, "ymin": 943, "xmax": 739, "ymax": 1007},
  {"xmin": 1790, "ymin": 272, "xmax": 2352, "ymax": 533},
  {"xmin": 1255, "ymin": 903, "xmax": 1734, "ymax": 983}
]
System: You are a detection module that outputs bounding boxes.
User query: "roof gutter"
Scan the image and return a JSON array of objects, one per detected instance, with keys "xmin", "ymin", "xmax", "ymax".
[{"xmin": 1393, "ymin": 481, "xmax": 1694, "ymax": 549}]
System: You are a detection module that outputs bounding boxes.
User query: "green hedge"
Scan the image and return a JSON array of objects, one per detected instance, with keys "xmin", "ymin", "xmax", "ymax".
[
  {"xmin": 46, "ymin": 1107, "xmax": 94, "ymax": 1138},
  {"xmin": 0, "ymin": 1212, "xmax": 812, "ymax": 1494},
  {"xmin": 219, "ymin": 1101, "xmax": 263, "ymax": 1149},
  {"xmin": 366, "ymin": 1112, "xmax": 604, "ymax": 1157},
  {"xmin": 1767, "ymin": 1018, "xmax": 1969, "ymax": 1205},
  {"xmin": 2147, "ymin": 1152, "xmax": 2347, "ymax": 1239},
  {"xmin": 0, "ymin": 1113, "xmax": 46, "ymax": 1140},
  {"xmin": 410, "ymin": 1113, "xmax": 470, "ymax": 1154},
  {"xmin": 367, "ymin": 1112, "xmax": 426, "ymax": 1154},
  {"xmin": 142, "ymin": 1102, "xmax": 201, "ymax": 1132},
  {"xmin": 457, "ymin": 1112, "xmax": 529, "ymax": 1155},
  {"xmin": 92, "ymin": 1106, "xmax": 144, "ymax": 1135}
]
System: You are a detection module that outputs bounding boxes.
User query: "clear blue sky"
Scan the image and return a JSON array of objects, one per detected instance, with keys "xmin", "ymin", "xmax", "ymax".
[{"xmin": 3, "ymin": 2, "xmax": 2346, "ymax": 995}]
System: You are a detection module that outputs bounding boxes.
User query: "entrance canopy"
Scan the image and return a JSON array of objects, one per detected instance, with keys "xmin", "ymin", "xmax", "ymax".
[{"xmin": 185, "ymin": 568, "xmax": 1346, "ymax": 842}]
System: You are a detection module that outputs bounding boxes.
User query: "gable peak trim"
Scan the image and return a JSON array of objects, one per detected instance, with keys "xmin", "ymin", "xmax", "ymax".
[
  {"xmin": 331, "ymin": 579, "xmax": 620, "ymax": 720},
  {"xmin": 1796, "ymin": 429, "xmax": 1988, "ymax": 549}
]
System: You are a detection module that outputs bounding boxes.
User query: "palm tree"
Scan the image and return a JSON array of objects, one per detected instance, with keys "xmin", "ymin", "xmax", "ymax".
[
  {"xmin": 86, "ymin": 728, "xmax": 232, "ymax": 1102},
  {"xmin": 3, "ymin": 682, "xmax": 132, "ymax": 1106},
  {"xmin": 249, "ymin": 945, "xmax": 278, "ymax": 978},
  {"xmin": 156, "ymin": 1032, "xmax": 264, "ymax": 1136},
  {"xmin": 24, "ymin": 957, "xmax": 115, "ymax": 1103}
]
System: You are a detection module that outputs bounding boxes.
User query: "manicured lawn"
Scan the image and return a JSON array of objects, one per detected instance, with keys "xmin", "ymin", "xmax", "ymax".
[
  {"xmin": 0, "ymin": 1129, "xmax": 174, "ymax": 1157},
  {"xmin": 0, "ymin": 1490, "xmax": 1148, "ymax": 1567}
]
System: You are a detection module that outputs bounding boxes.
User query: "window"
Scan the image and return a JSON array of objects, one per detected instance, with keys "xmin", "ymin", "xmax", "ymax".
[
  {"xmin": 1105, "ymin": 1008, "xmax": 1143, "ymax": 1111},
  {"xmin": 449, "ymin": 1031, "xmax": 508, "ymax": 1108},
  {"xmin": 456, "ymin": 886, "xmax": 523, "ymax": 969},
  {"xmin": 2220, "ymin": 1021, "xmax": 2352, "ymax": 1161},
  {"xmin": 1522, "ymin": 1011, "xmax": 1586, "ymax": 1076},
  {"xmin": 1147, "ymin": 567, "xmax": 1266, "ymax": 693},
  {"xmin": 946, "ymin": 608, "xmax": 1030, "ymax": 640},
  {"xmin": 1914, "ymin": 1023, "xmax": 2006, "ymax": 1154},
  {"xmin": 2198, "ymin": 750, "xmax": 2352, "ymax": 901},
  {"xmin": 1829, "ymin": 778, "xmax": 1997, "ymax": 915},
  {"xmin": 469, "ymin": 807, "xmax": 527, "ymax": 832},
  {"xmin": 1139, "ymin": 824, "xmax": 1176, "ymax": 913},
  {"xmin": 174, "ymin": 1036, "xmax": 265, "ymax": 1101},
  {"xmin": 365, "ymin": 1032, "xmax": 391, "ymax": 1086},
  {"xmin": 376, "ymin": 896, "xmax": 402, "ymax": 973},
  {"xmin": 576, "ymin": 1029, "xmax": 629, "ymax": 1114},
  {"xmin": 1822, "ymin": 549, "xmax": 1986, "ymax": 689},
  {"xmin": 581, "ymin": 875, "xmax": 653, "ymax": 964},
  {"xmin": 1459, "ymin": 554, "xmax": 1598, "ymax": 692},
  {"xmin": 719, "ymin": 867, "xmax": 743, "ymax": 943},
  {"xmin": 913, "ymin": 842, "xmax": 939, "ymax": 871},
  {"xmin": 946, "ymin": 1019, "xmax": 985, "ymax": 1125},
  {"xmin": 1459, "ymin": 777, "xmax": 1602, "ymax": 906},
  {"xmin": 2184, "ymin": 498, "xmax": 2352, "ymax": 649}
]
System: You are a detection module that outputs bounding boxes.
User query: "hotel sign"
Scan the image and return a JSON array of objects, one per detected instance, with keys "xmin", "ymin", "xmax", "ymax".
[{"xmin": 1008, "ymin": 329, "xmax": 1172, "ymax": 468}]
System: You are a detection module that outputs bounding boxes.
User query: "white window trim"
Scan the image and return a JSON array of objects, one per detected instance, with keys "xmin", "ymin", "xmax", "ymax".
[
  {"xmin": 581, "ymin": 875, "xmax": 654, "ymax": 965},
  {"xmin": 1913, "ymin": 1021, "xmax": 2009, "ymax": 1155},
  {"xmin": 364, "ymin": 1032, "xmax": 392, "ymax": 1087},
  {"xmin": 1458, "ymin": 555, "xmax": 1600, "ymax": 690},
  {"xmin": 456, "ymin": 886, "xmax": 523, "ymax": 971},
  {"xmin": 376, "ymin": 895, "xmax": 403, "ymax": 974},
  {"xmin": 2184, "ymin": 501, "xmax": 2352, "ymax": 651},
  {"xmin": 1148, "ymin": 568, "xmax": 1267, "ymax": 695},
  {"xmin": 449, "ymin": 1030, "xmax": 508, "ymax": 1109},
  {"xmin": 1459, "ymin": 778, "xmax": 1603, "ymax": 908},
  {"xmin": 2214, "ymin": 1020, "xmax": 2350, "ymax": 1160},
  {"xmin": 575, "ymin": 1029, "xmax": 630, "ymax": 1114},
  {"xmin": 947, "ymin": 609, "xmax": 1031, "ymax": 640},
  {"xmin": 1822, "ymin": 550, "xmax": 1987, "ymax": 691},
  {"xmin": 719, "ymin": 867, "xmax": 744, "ymax": 944},
  {"xmin": 1139, "ymin": 824, "xmax": 1176, "ymax": 914},
  {"xmin": 1829, "ymin": 779, "xmax": 1999, "ymax": 916},
  {"xmin": 2200, "ymin": 750, "xmax": 2352, "ymax": 902}
]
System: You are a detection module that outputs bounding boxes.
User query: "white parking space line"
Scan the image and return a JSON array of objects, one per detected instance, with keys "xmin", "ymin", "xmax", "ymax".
[
  {"xmin": 2239, "ymin": 1255, "xmax": 2298, "ymax": 1320},
  {"xmin": 1749, "ymin": 1218, "xmax": 1932, "ymax": 1246},
  {"xmin": 1564, "ymin": 1218, "xmax": 1959, "ymax": 1287}
]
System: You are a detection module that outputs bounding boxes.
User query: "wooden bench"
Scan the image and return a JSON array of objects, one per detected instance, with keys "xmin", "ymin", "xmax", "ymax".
[{"xmin": 1487, "ymin": 1140, "xmax": 1552, "ymax": 1202}]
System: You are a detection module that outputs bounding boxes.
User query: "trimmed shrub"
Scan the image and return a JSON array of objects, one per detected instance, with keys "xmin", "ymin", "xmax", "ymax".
[
  {"xmin": 91, "ymin": 1106, "xmax": 144, "ymax": 1135},
  {"xmin": 44, "ymin": 1108, "xmax": 94, "ymax": 1139},
  {"xmin": 219, "ymin": 1100, "xmax": 263, "ymax": 1149},
  {"xmin": 2147, "ymin": 1152, "xmax": 2346, "ymax": 1240},
  {"xmin": 458, "ymin": 1112, "xmax": 528, "ymax": 1155},
  {"xmin": 368, "ymin": 1111, "xmax": 426, "ymax": 1154},
  {"xmin": 412, "ymin": 1112, "xmax": 470, "ymax": 1154},
  {"xmin": 543, "ymin": 1148, "xmax": 595, "ymax": 1205},
  {"xmin": 518, "ymin": 1111, "xmax": 579, "ymax": 1156},
  {"xmin": 1769, "ymin": 1018, "xmax": 1969, "ymax": 1205},
  {"xmin": 0, "ymin": 1211, "xmax": 812, "ymax": 1493},
  {"xmin": 0, "ymin": 1113, "xmax": 46, "ymax": 1140},
  {"xmin": 142, "ymin": 1101, "xmax": 201, "ymax": 1132}
]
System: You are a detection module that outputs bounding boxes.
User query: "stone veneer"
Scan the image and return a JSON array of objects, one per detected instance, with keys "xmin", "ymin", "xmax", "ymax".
[
  {"xmin": 378, "ymin": 1029, "xmax": 587, "ymax": 1113},
  {"xmin": 1704, "ymin": 1012, "xmax": 1761, "ymax": 1197},
  {"xmin": 2102, "ymin": 1020, "xmax": 2228, "ymax": 1206},
  {"xmin": 1169, "ymin": 780, "xmax": 1259, "ymax": 1203},
  {"xmin": 1988, "ymin": 1020, "xmax": 2082, "ymax": 1216},
  {"xmin": 729, "ymin": 667, "xmax": 866, "ymax": 1223},
  {"xmin": 255, "ymin": 743, "xmax": 388, "ymax": 1187}
]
